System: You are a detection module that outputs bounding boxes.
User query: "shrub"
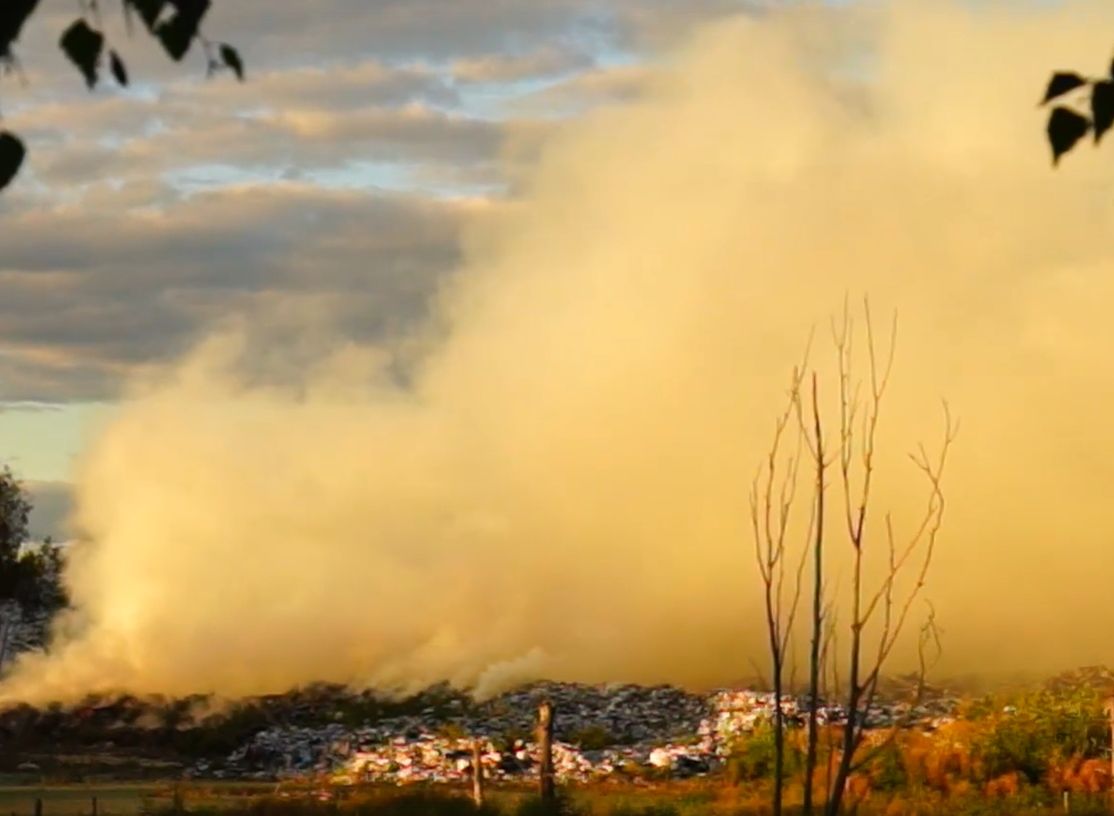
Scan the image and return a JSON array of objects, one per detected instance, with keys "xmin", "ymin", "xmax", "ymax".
[
  {"xmin": 725, "ymin": 723, "xmax": 799, "ymax": 783},
  {"xmin": 569, "ymin": 725, "xmax": 617, "ymax": 751}
]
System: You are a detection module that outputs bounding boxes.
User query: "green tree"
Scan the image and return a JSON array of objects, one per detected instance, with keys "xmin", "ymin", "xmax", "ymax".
[{"xmin": 0, "ymin": 465, "xmax": 67, "ymax": 615}]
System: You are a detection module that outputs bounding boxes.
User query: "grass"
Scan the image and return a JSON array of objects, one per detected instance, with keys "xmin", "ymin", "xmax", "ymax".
[{"xmin": 2, "ymin": 778, "xmax": 1114, "ymax": 816}]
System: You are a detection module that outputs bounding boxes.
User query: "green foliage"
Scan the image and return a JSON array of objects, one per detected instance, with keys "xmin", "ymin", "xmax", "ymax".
[
  {"xmin": 0, "ymin": 464, "xmax": 30, "ymax": 566},
  {"xmin": 869, "ymin": 740, "xmax": 908, "ymax": 792},
  {"xmin": 0, "ymin": 465, "xmax": 68, "ymax": 615},
  {"xmin": 569, "ymin": 724, "xmax": 618, "ymax": 751},
  {"xmin": 725, "ymin": 722, "xmax": 798, "ymax": 783},
  {"xmin": 513, "ymin": 794, "xmax": 583, "ymax": 816},
  {"xmin": 971, "ymin": 687, "xmax": 1108, "ymax": 783}
]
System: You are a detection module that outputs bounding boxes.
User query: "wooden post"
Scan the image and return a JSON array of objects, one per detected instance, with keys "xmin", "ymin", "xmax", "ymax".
[
  {"xmin": 471, "ymin": 738, "xmax": 485, "ymax": 807},
  {"xmin": 1062, "ymin": 789, "xmax": 1070, "ymax": 813},
  {"xmin": 33, "ymin": 799, "xmax": 42, "ymax": 816},
  {"xmin": 91, "ymin": 797, "xmax": 97, "ymax": 816},
  {"xmin": 1107, "ymin": 696, "xmax": 1114, "ymax": 802},
  {"xmin": 537, "ymin": 698, "xmax": 555, "ymax": 803}
]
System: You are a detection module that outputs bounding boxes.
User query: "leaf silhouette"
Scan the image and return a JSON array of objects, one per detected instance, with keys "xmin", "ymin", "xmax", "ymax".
[
  {"xmin": 155, "ymin": 18, "xmax": 191, "ymax": 60},
  {"xmin": 1047, "ymin": 106, "xmax": 1091, "ymax": 164},
  {"xmin": 59, "ymin": 19, "xmax": 104, "ymax": 89},
  {"xmin": 1042, "ymin": 72, "xmax": 1088, "ymax": 105},
  {"xmin": 0, "ymin": 132, "xmax": 26, "ymax": 192},
  {"xmin": 220, "ymin": 44, "xmax": 243, "ymax": 80},
  {"xmin": 109, "ymin": 50, "xmax": 128, "ymax": 87},
  {"xmin": 127, "ymin": 0, "xmax": 166, "ymax": 33},
  {"xmin": 155, "ymin": 0, "xmax": 209, "ymax": 61},
  {"xmin": 0, "ymin": 0, "xmax": 39, "ymax": 59},
  {"xmin": 1093, "ymin": 81, "xmax": 1114, "ymax": 143}
]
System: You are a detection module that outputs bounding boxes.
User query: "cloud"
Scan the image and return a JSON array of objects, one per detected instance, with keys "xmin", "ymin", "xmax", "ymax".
[
  {"xmin": 511, "ymin": 64, "xmax": 652, "ymax": 115},
  {"xmin": 452, "ymin": 46, "xmax": 595, "ymax": 83},
  {"xmin": 0, "ymin": 0, "xmax": 761, "ymax": 404},
  {"xmin": 0, "ymin": 185, "xmax": 477, "ymax": 401}
]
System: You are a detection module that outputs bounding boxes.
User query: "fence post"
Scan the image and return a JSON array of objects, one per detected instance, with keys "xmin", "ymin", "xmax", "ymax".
[
  {"xmin": 472, "ymin": 738, "xmax": 485, "ymax": 807},
  {"xmin": 91, "ymin": 797, "xmax": 97, "ymax": 816},
  {"xmin": 537, "ymin": 699, "xmax": 554, "ymax": 803},
  {"xmin": 1107, "ymin": 696, "xmax": 1114, "ymax": 807},
  {"xmin": 33, "ymin": 799, "xmax": 42, "ymax": 816}
]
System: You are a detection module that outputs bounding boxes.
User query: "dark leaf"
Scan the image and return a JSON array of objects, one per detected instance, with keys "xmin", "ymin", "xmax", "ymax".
[
  {"xmin": 1041, "ymin": 72, "xmax": 1088, "ymax": 106},
  {"xmin": 220, "ymin": 43, "xmax": 243, "ymax": 80},
  {"xmin": 155, "ymin": 17, "xmax": 191, "ymax": 60},
  {"xmin": 126, "ymin": 0, "xmax": 166, "ymax": 33},
  {"xmin": 167, "ymin": 0, "xmax": 210, "ymax": 23},
  {"xmin": 1093, "ymin": 81, "xmax": 1114, "ymax": 144},
  {"xmin": 1047, "ymin": 106, "xmax": 1091, "ymax": 165},
  {"xmin": 0, "ymin": 131, "xmax": 26, "ymax": 192},
  {"xmin": 59, "ymin": 19, "xmax": 104, "ymax": 89},
  {"xmin": 0, "ymin": 0, "xmax": 39, "ymax": 59},
  {"xmin": 155, "ymin": 0, "xmax": 208, "ymax": 62},
  {"xmin": 109, "ymin": 50, "xmax": 128, "ymax": 87}
]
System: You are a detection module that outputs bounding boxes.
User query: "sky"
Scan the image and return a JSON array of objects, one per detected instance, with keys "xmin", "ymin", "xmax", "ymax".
[
  {"xmin": 10, "ymin": 0, "xmax": 1114, "ymax": 700},
  {"xmin": 0, "ymin": 0, "xmax": 755, "ymax": 539}
]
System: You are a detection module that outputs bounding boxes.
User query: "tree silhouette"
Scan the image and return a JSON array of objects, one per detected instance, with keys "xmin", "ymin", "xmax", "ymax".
[
  {"xmin": 1042, "ymin": 66, "xmax": 1114, "ymax": 165},
  {"xmin": 0, "ymin": 0, "xmax": 243, "ymax": 192},
  {"xmin": 0, "ymin": 465, "xmax": 66, "ymax": 615}
]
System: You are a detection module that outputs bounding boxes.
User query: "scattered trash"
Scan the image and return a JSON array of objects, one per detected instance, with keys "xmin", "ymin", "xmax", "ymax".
[{"xmin": 212, "ymin": 682, "xmax": 958, "ymax": 784}]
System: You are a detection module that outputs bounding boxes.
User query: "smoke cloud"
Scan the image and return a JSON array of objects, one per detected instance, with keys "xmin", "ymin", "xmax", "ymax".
[{"xmin": 7, "ymin": 0, "xmax": 1114, "ymax": 702}]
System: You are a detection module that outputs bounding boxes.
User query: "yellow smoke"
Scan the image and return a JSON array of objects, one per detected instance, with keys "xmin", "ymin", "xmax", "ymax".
[{"xmin": 6, "ymin": 0, "xmax": 1114, "ymax": 702}]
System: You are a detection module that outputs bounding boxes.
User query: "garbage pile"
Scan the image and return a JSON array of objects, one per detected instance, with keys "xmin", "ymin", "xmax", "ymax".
[
  {"xmin": 707, "ymin": 689, "xmax": 957, "ymax": 744},
  {"xmin": 212, "ymin": 682, "xmax": 958, "ymax": 783}
]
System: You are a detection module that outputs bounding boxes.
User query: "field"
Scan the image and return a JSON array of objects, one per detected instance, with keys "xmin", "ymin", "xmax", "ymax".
[
  {"xmin": 1, "ymin": 776, "xmax": 1113, "ymax": 816},
  {"xmin": 0, "ymin": 784, "xmax": 279, "ymax": 816}
]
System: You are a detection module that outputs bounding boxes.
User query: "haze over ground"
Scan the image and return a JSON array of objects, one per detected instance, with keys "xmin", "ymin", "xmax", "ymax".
[{"xmin": 3, "ymin": 0, "xmax": 1114, "ymax": 702}]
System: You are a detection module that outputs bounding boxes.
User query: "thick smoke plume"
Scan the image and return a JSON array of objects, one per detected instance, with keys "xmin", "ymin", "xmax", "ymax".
[{"xmin": 6, "ymin": 1, "xmax": 1114, "ymax": 702}]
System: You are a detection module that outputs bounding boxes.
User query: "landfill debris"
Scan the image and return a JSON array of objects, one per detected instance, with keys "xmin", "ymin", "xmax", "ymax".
[{"xmin": 211, "ymin": 682, "xmax": 959, "ymax": 784}]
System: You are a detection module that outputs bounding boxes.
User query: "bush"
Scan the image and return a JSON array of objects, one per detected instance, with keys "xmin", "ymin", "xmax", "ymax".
[
  {"xmin": 868, "ymin": 741, "xmax": 908, "ymax": 792},
  {"xmin": 725, "ymin": 723, "xmax": 799, "ymax": 783},
  {"xmin": 514, "ymin": 793, "xmax": 582, "ymax": 816},
  {"xmin": 607, "ymin": 804, "xmax": 679, "ymax": 816},
  {"xmin": 971, "ymin": 687, "xmax": 1107, "ymax": 785},
  {"xmin": 569, "ymin": 725, "xmax": 617, "ymax": 751}
]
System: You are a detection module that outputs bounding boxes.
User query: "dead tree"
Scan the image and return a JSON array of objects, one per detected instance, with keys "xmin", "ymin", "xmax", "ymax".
[
  {"xmin": 801, "ymin": 373, "xmax": 830, "ymax": 816},
  {"xmin": 751, "ymin": 359, "xmax": 813, "ymax": 816},
  {"xmin": 752, "ymin": 298, "xmax": 954, "ymax": 816},
  {"xmin": 821, "ymin": 300, "xmax": 954, "ymax": 816}
]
